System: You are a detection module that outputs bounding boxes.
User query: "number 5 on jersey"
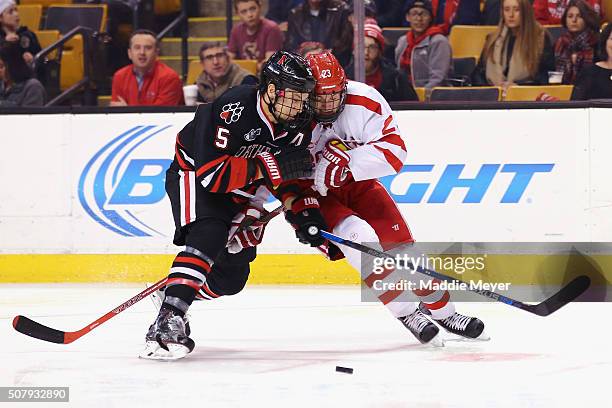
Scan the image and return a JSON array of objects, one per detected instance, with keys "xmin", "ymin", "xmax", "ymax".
[{"xmin": 215, "ymin": 126, "xmax": 230, "ymax": 149}]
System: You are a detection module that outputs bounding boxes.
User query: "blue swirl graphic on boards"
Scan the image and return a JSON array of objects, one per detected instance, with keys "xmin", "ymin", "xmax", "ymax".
[{"xmin": 78, "ymin": 125, "xmax": 172, "ymax": 237}]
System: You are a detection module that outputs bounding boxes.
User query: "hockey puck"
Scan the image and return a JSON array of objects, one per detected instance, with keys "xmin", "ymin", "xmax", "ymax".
[{"xmin": 335, "ymin": 366, "xmax": 353, "ymax": 374}]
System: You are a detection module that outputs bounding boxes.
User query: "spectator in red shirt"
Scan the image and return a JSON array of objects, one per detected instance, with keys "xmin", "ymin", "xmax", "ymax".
[
  {"xmin": 111, "ymin": 29, "xmax": 184, "ymax": 106},
  {"xmin": 227, "ymin": 0, "xmax": 284, "ymax": 72},
  {"xmin": 533, "ymin": 0, "xmax": 601, "ymax": 25}
]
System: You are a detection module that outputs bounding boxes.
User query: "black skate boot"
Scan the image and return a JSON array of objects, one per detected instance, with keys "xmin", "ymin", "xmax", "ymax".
[
  {"xmin": 139, "ymin": 308, "xmax": 195, "ymax": 360},
  {"xmin": 398, "ymin": 308, "xmax": 443, "ymax": 347},
  {"xmin": 435, "ymin": 312, "xmax": 489, "ymax": 340},
  {"xmin": 148, "ymin": 284, "xmax": 191, "ymax": 336}
]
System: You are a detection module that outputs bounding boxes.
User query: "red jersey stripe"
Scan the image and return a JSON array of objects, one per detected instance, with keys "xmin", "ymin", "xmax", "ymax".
[
  {"xmin": 346, "ymin": 94, "xmax": 382, "ymax": 115},
  {"xmin": 196, "ymin": 155, "xmax": 229, "ymax": 177},
  {"xmin": 374, "ymin": 145, "xmax": 404, "ymax": 172},
  {"xmin": 377, "ymin": 133, "xmax": 406, "ymax": 151},
  {"xmin": 174, "ymin": 256, "xmax": 211, "ymax": 272},
  {"xmin": 183, "ymin": 171, "xmax": 191, "ymax": 223}
]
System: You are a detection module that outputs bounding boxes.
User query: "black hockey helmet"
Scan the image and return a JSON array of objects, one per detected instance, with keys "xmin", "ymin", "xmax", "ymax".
[
  {"xmin": 260, "ymin": 50, "xmax": 316, "ymax": 94},
  {"xmin": 259, "ymin": 51, "xmax": 316, "ymax": 131}
]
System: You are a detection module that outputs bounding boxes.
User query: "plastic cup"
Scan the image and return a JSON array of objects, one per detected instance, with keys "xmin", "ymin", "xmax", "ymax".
[{"xmin": 183, "ymin": 84, "xmax": 199, "ymax": 106}]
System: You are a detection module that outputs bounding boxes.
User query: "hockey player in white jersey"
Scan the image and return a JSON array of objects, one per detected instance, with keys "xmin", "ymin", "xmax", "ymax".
[{"xmin": 294, "ymin": 51, "xmax": 489, "ymax": 345}]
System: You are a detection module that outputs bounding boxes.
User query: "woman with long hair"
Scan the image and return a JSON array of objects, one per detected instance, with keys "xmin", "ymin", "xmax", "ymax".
[
  {"xmin": 471, "ymin": 0, "xmax": 555, "ymax": 88},
  {"xmin": 571, "ymin": 23, "xmax": 612, "ymax": 99},
  {"xmin": 554, "ymin": 0, "xmax": 600, "ymax": 84},
  {"xmin": 0, "ymin": 41, "xmax": 45, "ymax": 106}
]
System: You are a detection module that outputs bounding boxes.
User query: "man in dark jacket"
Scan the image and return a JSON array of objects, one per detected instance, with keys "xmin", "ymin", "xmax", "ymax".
[
  {"xmin": 285, "ymin": 0, "xmax": 353, "ymax": 66},
  {"xmin": 348, "ymin": 22, "xmax": 418, "ymax": 102}
]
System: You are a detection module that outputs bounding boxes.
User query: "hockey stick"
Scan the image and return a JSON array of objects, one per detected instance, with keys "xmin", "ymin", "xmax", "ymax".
[
  {"xmin": 13, "ymin": 204, "xmax": 286, "ymax": 344},
  {"xmin": 320, "ymin": 230, "xmax": 591, "ymax": 317}
]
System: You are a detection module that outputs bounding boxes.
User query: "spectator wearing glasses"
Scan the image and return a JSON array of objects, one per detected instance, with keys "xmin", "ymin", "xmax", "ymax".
[
  {"xmin": 395, "ymin": 0, "xmax": 452, "ymax": 94},
  {"xmin": 227, "ymin": 0, "xmax": 284, "ymax": 72},
  {"xmin": 111, "ymin": 29, "xmax": 184, "ymax": 106},
  {"xmin": 196, "ymin": 42, "xmax": 258, "ymax": 103}
]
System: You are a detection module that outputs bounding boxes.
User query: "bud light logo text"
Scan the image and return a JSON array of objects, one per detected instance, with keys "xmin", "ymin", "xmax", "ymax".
[
  {"xmin": 78, "ymin": 125, "xmax": 173, "ymax": 237},
  {"xmin": 379, "ymin": 163, "xmax": 554, "ymax": 203}
]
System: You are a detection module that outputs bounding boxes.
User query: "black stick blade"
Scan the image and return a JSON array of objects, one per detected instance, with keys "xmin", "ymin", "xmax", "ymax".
[
  {"xmin": 13, "ymin": 315, "xmax": 66, "ymax": 344},
  {"xmin": 526, "ymin": 275, "xmax": 591, "ymax": 316}
]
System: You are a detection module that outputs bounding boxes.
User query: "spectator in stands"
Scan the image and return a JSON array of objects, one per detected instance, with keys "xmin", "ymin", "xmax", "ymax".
[
  {"xmin": 266, "ymin": 0, "xmax": 304, "ymax": 30},
  {"xmin": 395, "ymin": 0, "xmax": 452, "ymax": 93},
  {"xmin": 285, "ymin": 0, "xmax": 354, "ymax": 66},
  {"xmin": 554, "ymin": 0, "xmax": 600, "ymax": 84},
  {"xmin": 195, "ymin": 42, "xmax": 258, "ymax": 103},
  {"xmin": 471, "ymin": 0, "xmax": 555, "ymax": 88},
  {"xmin": 111, "ymin": 29, "xmax": 184, "ymax": 106},
  {"xmin": 533, "ymin": 0, "xmax": 601, "ymax": 25},
  {"xmin": 228, "ymin": 0, "xmax": 284, "ymax": 72},
  {"xmin": 0, "ymin": 0, "xmax": 40, "ymax": 65},
  {"xmin": 297, "ymin": 41, "xmax": 326, "ymax": 57},
  {"xmin": 571, "ymin": 23, "xmax": 612, "ymax": 99},
  {"xmin": 0, "ymin": 41, "xmax": 45, "ymax": 106},
  {"xmin": 347, "ymin": 22, "xmax": 418, "ymax": 101}
]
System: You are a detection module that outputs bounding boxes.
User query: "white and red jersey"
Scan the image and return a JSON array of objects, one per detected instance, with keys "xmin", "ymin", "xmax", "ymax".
[{"xmin": 309, "ymin": 80, "xmax": 407, "ymax": 181}]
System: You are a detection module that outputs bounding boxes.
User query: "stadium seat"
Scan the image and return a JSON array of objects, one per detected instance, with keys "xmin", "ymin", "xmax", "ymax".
[
  {"xmin": 544, "ymin": 25, "xmax": 566, "ymax": 45},
  {"xmin": 44, "ymin": 4, "xmax": 107, "ymax": 34},
  {"xmin": 504, "ymin": 85, "xmax": 574, "ymax": 101},
  {"xmin": 34, "ymin": 29, "xmax": 61, "ymax": 59},
  {"xmin": 448, "ymin": 25, "xmax": 497, "ymax": 60},
  {"xmin": 186, "ymin": 59, "xmax": 202, "ymax": 85},
  {"xmin": 155, "ymin": 0, "xmax": 181, "ymax": 15},
  {"xmin": 44, "ymin": 5, "xmax": 107, "ymax": 90},
  {"xmin": 603, "ymin": 0, "xmax": 612, "ymax": 23},
  {"xmin": 97, "ymin": 95, "xmax": 111, "ymax": 107},
  {"xmin": 17, "ymin": 5, "xmax": 42, "ymax": 30},
  {"xmin": 414, "ymin": 87, "xmax": 426, "ymax": 101},
  {"xmin": 450, "ymin": 57, "xmax": 477, "ymax": 85},
  {"xmin": 430, "ymin": 86, "xmax": 502, "ymax": 101},
  {"xmin": 233, "ymin": 59, "xmax": 257, "ymax": 75}
]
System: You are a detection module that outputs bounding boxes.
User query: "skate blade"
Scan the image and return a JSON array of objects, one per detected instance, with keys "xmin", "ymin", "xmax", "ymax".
[
  {"xmin": 139, "ymin": 341, "xmax": 191, "ymax": 361},
  {"xmin": 428, "ymin": 333, "xmax": 445, "ymax": 347},
  {"xmin": 444, "ymin": 330, "xmax": 491, "ymax": 343}
]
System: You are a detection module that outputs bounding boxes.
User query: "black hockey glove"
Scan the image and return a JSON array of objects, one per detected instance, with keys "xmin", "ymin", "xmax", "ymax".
[
  {"xmin": 285, "ymin": 195, "xmax": 327, "ymax": 247},
  {"xmin": 254, "ymin": 149, "xmax": 313, "ymax": 187}
]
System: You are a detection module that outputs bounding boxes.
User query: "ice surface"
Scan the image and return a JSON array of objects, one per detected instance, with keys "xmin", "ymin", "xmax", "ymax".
[{"xmin": 1, "ymin": 284, "xmax": 608, "ymax": 407}]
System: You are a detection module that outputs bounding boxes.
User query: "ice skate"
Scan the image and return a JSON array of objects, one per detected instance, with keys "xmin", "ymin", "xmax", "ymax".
[
  {"xmin": 147, "ymin": 283, "xmax": 191, "ymax": 336},
  {"xmin": 139, "ymin": 308, "xmax": 195, "ymax": 360},
  {"xmin": 435, "ymin": 312, "xmax": 490, "ymax": 341},
  {"xmin": 398, "ymin": 308, "xmax": 444, "ymax": 347}
]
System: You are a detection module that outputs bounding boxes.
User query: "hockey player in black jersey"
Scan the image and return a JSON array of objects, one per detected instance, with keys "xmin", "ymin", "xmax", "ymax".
[{"xmin": 141, "ymin": 51, "xmax": 329, "ymax": 360}]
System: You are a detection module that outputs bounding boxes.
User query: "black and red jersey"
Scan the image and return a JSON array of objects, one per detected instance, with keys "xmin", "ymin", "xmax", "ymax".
[{"xmin": 170, "ymin": 85, "xmax": 311, "ymax": 195}]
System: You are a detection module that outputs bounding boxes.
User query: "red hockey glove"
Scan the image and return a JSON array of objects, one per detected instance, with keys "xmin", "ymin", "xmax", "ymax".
[
  {"xmin": 314, "ymin": 139, "xmax": 351, "ymax": 196},
  {"xmin": 227, "ymin": 205, "xmax": 270, "ymax": 254}
]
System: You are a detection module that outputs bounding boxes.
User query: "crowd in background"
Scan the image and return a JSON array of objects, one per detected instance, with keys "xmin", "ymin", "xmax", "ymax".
[{"xmin": 1, "ymin": 0, "xmax": 611, "ymax": 107}]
